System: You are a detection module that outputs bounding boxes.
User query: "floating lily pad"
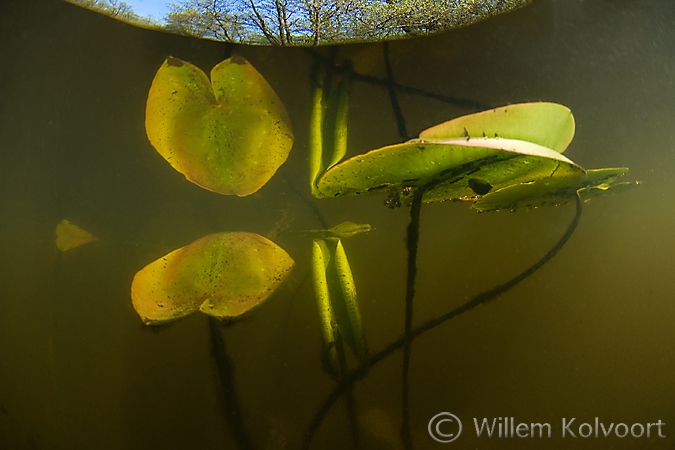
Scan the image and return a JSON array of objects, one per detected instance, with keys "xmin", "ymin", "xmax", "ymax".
[
  {"xmin": 316, "ymin": 136, "xmax": 585, "ymax": 202},
  {"xmin": 314, "ymin": 103, "xmax": 580, "ymax": 201},
  {"xmin": 55, "ymin": 219, "xmax": 97, "ymax": 251},
  {"xmin": 131, "ymin": 232, "xmax": 294, "ymax": 325},
  {"xmin": 145, "ymin": 56, "xmax": 293, "ymax": 196},
  {"xmin": 419, "ymin": 102, "xmax": 575, "ymax": 153}
]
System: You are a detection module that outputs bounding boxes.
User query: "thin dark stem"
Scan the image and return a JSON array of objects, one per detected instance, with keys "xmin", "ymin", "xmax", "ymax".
[
  {"xmin": 401, "ymin": 188, "xmax": 424, "ymax": 450},
  {"xmin": 355, "ymin": 72, "xmax": 491, "ymax": 111},
  {"xmin": 304, "ymin": 49, "xmax": 490, "ymax": 111},
  {"xmin": 302, "ymin": 194, "xmax": 583, "ymax": 449},
  {"xmin": 336, "ymin": 337, "xmax": 361, "ymax": 449},
  {"xmin": 281, "ymin": 170, "xmax": 328, "ymax": 230},
  {"xmin": 383, "ymin": 42, "xmax": 410, "ymax": 139},
  {"xmin": 208, "ymin": 317, "xmax": 255, "ymax": 450}
]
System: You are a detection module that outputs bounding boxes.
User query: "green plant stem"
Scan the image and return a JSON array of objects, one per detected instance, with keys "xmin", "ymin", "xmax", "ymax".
[
  {"xmin": 208, "ymin": 317, "xmax": 255, "ymax": 450},
  {"xmin": 401, "ymin": 188, "xmax": 424, "ymax": 450},
  {"xmin": 302, "ymin": 194, "xmax": 583, "ymax": 449}
]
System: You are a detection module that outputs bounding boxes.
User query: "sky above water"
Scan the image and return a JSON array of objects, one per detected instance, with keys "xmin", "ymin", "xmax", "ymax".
[{"xmin": 128, "ymin": 0, "xmax": 170, "ymax": 21}]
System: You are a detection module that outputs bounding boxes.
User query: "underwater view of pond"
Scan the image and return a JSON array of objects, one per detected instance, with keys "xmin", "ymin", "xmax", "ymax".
[{"xmin": 1, "ymin": 0, "xmax": 675, "ymax": 449}]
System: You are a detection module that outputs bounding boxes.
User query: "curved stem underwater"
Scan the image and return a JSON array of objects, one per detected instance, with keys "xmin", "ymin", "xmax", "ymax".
[
  {"xmin": 209, "ymin": 317, "xmax": 255, "ymax": 450},
  {"xmin": 302, "ymin": 194, "xmax": 583, "ymax": 449}
]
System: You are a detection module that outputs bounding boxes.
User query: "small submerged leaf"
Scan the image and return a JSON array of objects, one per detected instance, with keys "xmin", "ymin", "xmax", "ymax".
[
  {"xmin": 131, "ymin": 232, "xmax": 294, "ymax": 325},
  {"xmin": 327, "ymin": 221, "xmax": 372, "ymax": 239},
  {"xmin": 294, "ymin": 221, "xmax": 372, "ymax": 238},
  {"xmin": 145, "ymin": 56, "xmax": 293, "ymax": 196},
  {"xmin": 55, "ymin": 220, "xmax": 97, "ymax": 251}
]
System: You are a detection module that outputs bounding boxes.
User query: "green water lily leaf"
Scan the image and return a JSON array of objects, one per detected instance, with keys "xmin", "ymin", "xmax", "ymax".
[
  {"xmin": 145, "ymin": 56, "xmax": 293, "ymax": 196},
  {"xmin": 312, "ymin": 238, "xmax": 366, "ymax": 378},
  {"xmin": 131, "ymin": 232, "xmax": 294, "ymax": 325},
  {"xmin": 316, "ymin": 135, "xmax": 585, "ymax": 203},
  {"xmin": 315, "ymin": 102, "xmax": 581, "ymax": 202},
  {"xmin": 420, "ymin": 102, "xmax": 575, "ymax": 153}
]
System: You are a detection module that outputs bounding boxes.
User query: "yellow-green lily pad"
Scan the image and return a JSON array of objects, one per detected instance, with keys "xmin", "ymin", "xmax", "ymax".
[
  {"xmin": 314, "ymin": 102, "xmax": 580, "ymax": 202},
  {"xmin": 420, "ymin": 102, "xmax": 575, "ymax": 153},
  {"xmin": 316, "ymin": 136, "xmax": 585, "ymax": 202},
  {"xmin": 131, "ymin": 232, "xmax": 294, "ymax": 325},
  {"xmin": 145, "ymin": 56, "xmax": 293, "ymax": 196}
]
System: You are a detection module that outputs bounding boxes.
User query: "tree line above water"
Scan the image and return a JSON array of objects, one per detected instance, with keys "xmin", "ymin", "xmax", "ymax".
[{"xmin": 65, "ymin": 0, "xmax": 532, "ymax": 46}]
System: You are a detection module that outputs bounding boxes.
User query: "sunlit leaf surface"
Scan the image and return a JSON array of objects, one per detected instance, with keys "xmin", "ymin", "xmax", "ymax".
[
  {"xmin": 419, "ymin": 102, "xmax": 575, "ymax": 153},
  {"xmin": 314, "ymin": 102, "xmax": 639, "ymax": 211},
  {"xmin": 131, "ymin": 232, "xmax": 294, "ymax": 325},
  {"xmin": 145, "ymin": 56, "xmax": 293, "ymax": 196},
  {"xmin": 315, "ymin": 102, "xmax": 634, "ymax": 210},
  {"xmin": 316, "ymin": 136, "xmax": 585, "ymax": 202},
  {"xmin": 55, "ymin": 219, "xmax": 97, "ymax": 251},
  {"xmin": 315, "ymin": 103, "xmax": 580, "ymax": 201}
]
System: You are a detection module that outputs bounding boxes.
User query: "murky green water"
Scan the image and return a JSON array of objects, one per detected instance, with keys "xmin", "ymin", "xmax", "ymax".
[{"xmin": 1, "ymin": 0, "xmax": 675, "ymax": 449}]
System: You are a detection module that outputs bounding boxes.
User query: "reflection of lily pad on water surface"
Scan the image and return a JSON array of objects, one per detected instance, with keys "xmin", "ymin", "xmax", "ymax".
[
  {"xmin": 131, "ymin": 232, "xmax": 294, "ymax": 325},
  {"xmin": 55, "ymin": 219, "xmax": 97, "ymax": 251},
  {"xmin": 145, "ymin": 55, "xmax": 293, "ymax": 196}
]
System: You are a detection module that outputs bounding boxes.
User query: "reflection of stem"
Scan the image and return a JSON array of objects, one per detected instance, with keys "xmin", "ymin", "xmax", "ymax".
[
  {"xmin": 282, "ymin": 166, "xmax": 328, "ymax": 230},
  {"xmin": 303, "ymin": 194, "xmax": 583, "ymax": 449},
  {"xmin": 208, "ymin": 317, "xmax": 255, "ymax": 450},
  {"xmin": 305, "ymin": 49, "xmax": 490, "ymax": 111},
  {"xmin": 383, "ymin": 42, "xmax": 410, "ymax": 140},
  {"xmin": 336, "ymin": 337, "xmax": 361, "ymax": 449}
]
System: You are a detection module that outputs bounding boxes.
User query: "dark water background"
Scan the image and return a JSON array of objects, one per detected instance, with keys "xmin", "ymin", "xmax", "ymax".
[{"xmin": 1, "ymin": 0, "xmax": 675, "ymax": 449}]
